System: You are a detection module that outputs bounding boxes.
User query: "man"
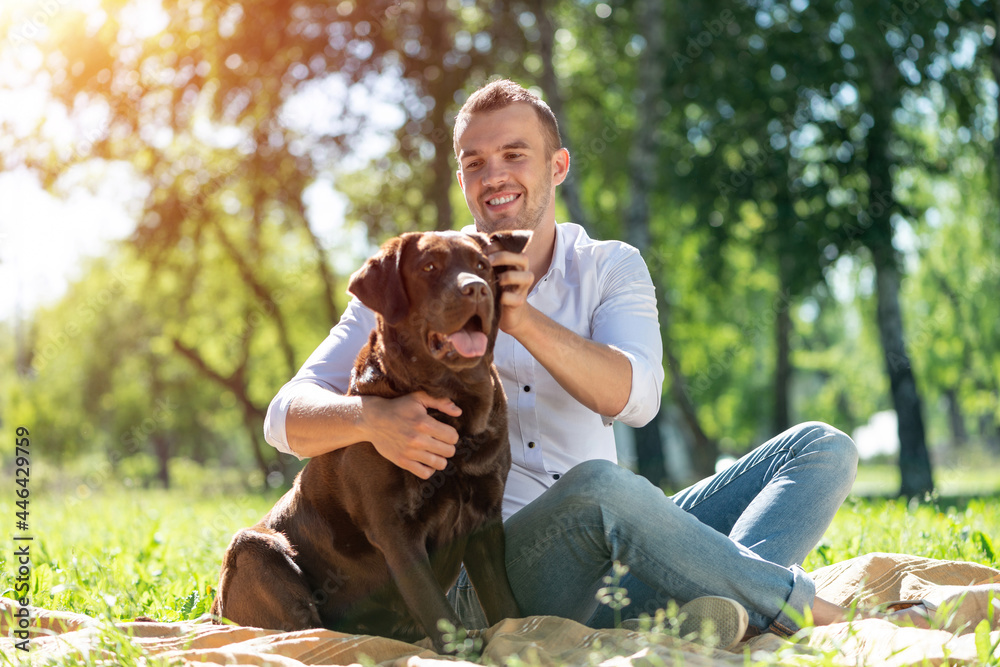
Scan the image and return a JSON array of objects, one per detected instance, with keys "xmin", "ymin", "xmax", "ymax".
[{"xmin": 264, "ymin": 79, "xmax": 904, "ymax": 645}]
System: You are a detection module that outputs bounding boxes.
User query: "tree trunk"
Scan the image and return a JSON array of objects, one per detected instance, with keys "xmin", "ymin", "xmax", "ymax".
[
  {"xmin": 773, "ymin": 191, "xmax": 796, "ymax": 435},
  {"xmin": 172, "ymin": 338, "xmax": 276, "ymax": 480},
  {"xmin": 872, "ymin": 250, "xmax": 934, "ymax": 496},
  {"xmin": 981, "ymin": 410, "xmax": 1000, "ymax": 454},
  {"xmin": 863, "ymin": 45, "xmax": 934, "ymax": 498},
  {"xmin": 662, "ymin": 303, "xmax": 718, "ymax": 478},
  {"xmin": 295, "ymin": 201, "xmax": 340, "ymax": 327},
  {"xmin": 429, "ymin": 86, "xmax": 453, "ymax": 232},
  {"xmin": 532, "ymin": 1, "xmax": 592, "ymax": 231},
  {"xmin": 944, "ymin": 387, "xmax": 968, "ymax": 449},
  {"xmin": 992, "ymin": 0, "xmax": 1000, "ymax": 205},
  {"xmin": 424, "ymin": 0, "xmax": 457, "ymax": 233},
  {"xmin": 773, "ymin": 276, "xmax": 792, "ymax": 435},
  {"xmin": 212, "ymin": 218, "xmax": 297, "ymax": 375},
  {"xmin": 634, "ymin": 415, "xmax": 668, "ymax": 488},
  {"xmin": 614, "ymin": 0, "xmax": 670, "ymax": 487},
  {"xmin": 152, "ymin": 434, "xmax": 171, "ymax": 489},
  {"xmin": 241, "ymin": 406, "xmax": 273, "ymax": 487}
]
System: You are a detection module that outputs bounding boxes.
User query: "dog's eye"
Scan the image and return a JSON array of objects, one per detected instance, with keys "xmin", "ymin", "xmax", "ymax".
[
  {"xmin": 476, "ymin": 261, "xmax": 486, "ymax": 271},
  {"xmin": 423, "ymin": 263, "xmax": 436, "ymax": 273}
]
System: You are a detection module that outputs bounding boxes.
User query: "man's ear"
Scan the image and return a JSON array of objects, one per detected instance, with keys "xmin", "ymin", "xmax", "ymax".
[
  {"xmin": 347, "ymin": 234, "xmax": 414, "ymax": 325},
  {"xmin": 552, "ymin": 147, "xmax": 570, "ymax": 186},
  {"xmin": 489, "ymin": 230, "xmax": 532, "ymax": 255}
]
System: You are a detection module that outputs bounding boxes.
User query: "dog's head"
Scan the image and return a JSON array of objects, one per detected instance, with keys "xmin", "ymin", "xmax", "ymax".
[{"xmin": 348, "ymin": 230, "xmax": 531, "ymax": 369}]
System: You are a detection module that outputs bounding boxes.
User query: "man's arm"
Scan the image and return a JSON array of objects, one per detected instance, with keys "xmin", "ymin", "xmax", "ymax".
[
  {"xmin": 489, "ymin": 244, "xmax": 662, "ymax": 423},
  {"xmin": 284, "ymin": 385, "xmax": 462, "ymax": 478},
  {"xmin": 263, "ymin": 298, "xmax": 463, "ymax": 479},
  {"xmin": 500, "ymin": 305, "xmax": 632, "ymax": 417}
]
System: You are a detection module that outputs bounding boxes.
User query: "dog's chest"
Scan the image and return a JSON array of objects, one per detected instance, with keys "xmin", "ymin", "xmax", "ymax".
[{"xmin": 398, "ymin": 455, "xmax": 504, "ymax": 544}]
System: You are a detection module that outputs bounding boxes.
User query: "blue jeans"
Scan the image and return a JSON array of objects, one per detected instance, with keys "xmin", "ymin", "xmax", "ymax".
[{"xmin": 448, "ymin": 421, "xmax": 858, "ymax": 634}]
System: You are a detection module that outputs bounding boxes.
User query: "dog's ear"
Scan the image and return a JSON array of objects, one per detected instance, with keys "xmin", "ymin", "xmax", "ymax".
[
  {"xmin": 489, "ymin": 230, "xmax": 532, "ymax": 255},
  {"xmin": 466, "ymin": 230, "xmax": 532, "ymax": 255},
  {"xmin": 466, "ymin": 232, "xmax": 491, "ymax": 250},
  {"xmin": 348, "ymin": 234, "xmax": 414, "ymax": 325}
]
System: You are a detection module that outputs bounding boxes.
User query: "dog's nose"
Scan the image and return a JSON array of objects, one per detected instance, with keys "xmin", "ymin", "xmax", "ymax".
[{"xmin": 458, "ymin": 272, "xmax": 490, "ymax": 300}]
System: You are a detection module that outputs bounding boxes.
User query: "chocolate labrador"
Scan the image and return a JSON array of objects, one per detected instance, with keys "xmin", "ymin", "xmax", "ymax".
[{"xmin": 211, "ymin": 230, "xmax": 529, "ymax": 653}]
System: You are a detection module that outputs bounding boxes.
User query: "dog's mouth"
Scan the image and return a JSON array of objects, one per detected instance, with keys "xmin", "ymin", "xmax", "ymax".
[{"xmin": 429, "ymin": 314, "xmax": 489, "ymax": 360}]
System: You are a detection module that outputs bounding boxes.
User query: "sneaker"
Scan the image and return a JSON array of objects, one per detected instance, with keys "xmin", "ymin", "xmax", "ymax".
[{"xmin": 677, "ymin": 596, "xmax": 750, "ymax": 651}]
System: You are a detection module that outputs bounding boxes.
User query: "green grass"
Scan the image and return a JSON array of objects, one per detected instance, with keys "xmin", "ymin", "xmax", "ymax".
[
  {"xmin": 852, "ymin": 462, "xmax": 1000, "ymax": 498},
  {"xmin": 804, "ymin": 494, "xmax": 1000, "ymax": 571},
  {"xmin": 2, "ymin": 460, "xmax": 999, "ymax": 665},
  {"xmin": 2, "ymin": 486, "xmax": 280, "ymax": 623},
  {"xmin": 7, "ymin": 483, "xmax": 995, "ymax": 622}
]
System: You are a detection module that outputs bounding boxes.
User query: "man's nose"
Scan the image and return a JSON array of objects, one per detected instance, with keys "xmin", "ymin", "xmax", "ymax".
[
  {"xmin": 481, "ymin": 160, "xmax": 508, "ymax": 188},
  {"xmin": 458, "ymin": 272, "xmax": 489, "ymax": 300}
]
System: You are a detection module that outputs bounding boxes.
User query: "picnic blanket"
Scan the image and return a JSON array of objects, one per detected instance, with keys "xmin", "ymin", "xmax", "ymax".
[{"xmin": 3, "ymin": 552, "xmax": 999, "ymax": 666}]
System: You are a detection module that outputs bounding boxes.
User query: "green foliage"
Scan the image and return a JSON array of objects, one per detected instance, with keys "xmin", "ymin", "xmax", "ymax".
[
  {"xmin": 595, "ymin": 561, "xmax": 632, "ymax": 629},
  {"xmin": 436, "ymin": 618, "xmax": 483, "ymax": 661},
  {"xmin": 2, "ymin": 0, "xmax": 999, "ymax": 492}
]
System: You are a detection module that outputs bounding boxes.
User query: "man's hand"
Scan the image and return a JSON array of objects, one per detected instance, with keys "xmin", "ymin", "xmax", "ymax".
[
  {"xmin": 362, "ymin": 391, "xmax": 462, "ymax": 479},
  {"xmin": 487, "ymin": 243, "xmax": 535, "ymax": 335}
]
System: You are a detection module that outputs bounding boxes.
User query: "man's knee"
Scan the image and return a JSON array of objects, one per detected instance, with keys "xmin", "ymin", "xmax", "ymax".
[
  {"xmin": 798, "ymin": 421, "xmax": 859, "ymax": 473},
  {"xmin": 560, "ymin": 459, "xmax": 635, "ymax": 493},
  {"xmin": 554, "ymin": 459, "xmax": 659, "ymax": 517}
]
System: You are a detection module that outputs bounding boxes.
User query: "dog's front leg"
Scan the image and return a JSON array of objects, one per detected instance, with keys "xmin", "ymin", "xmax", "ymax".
[
  {"xmin": 371, "ymin": 532, "xmax": 465, "ymax": 653},
  {"xmin": 463, "ymin": 519, "xmax": 521, "ymax": 626}
]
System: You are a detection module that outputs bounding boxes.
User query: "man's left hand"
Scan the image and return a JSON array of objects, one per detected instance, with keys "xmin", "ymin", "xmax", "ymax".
[{"xmin": 487, "ymin": 243, "xmax": 534, "ymax": 336}]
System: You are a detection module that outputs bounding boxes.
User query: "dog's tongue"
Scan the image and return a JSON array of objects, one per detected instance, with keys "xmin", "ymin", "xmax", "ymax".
[{"xmin": 447, "ymin": 329, "xmax": 488, "ymax": 357}]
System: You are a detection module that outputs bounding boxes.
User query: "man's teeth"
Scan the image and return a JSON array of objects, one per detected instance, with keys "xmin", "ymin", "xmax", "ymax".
[{"xmin": 488, "ymin": 194, "xmax": 517, "ymax": 205}]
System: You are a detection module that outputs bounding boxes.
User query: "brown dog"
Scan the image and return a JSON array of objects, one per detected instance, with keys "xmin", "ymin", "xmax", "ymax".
[{"xmin": 211, "ymin": 230, "xmax": 528, "ymax": 653}]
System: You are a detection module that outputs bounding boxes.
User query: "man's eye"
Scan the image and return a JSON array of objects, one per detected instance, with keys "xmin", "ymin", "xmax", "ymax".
[{"xmin": 423, "ymin": 263, "xmax": 436, "ymax": 272}]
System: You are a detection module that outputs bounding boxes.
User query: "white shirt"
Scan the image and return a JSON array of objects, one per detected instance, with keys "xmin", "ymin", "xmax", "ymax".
[{"xmin": 264, "ymin": 222, "xmax": 664, "ymax": 520}]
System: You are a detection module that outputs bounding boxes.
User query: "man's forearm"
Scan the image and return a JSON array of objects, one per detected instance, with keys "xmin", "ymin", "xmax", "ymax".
[
  {"xmin": 284, "ymin": 384, "xmax": 370, "ymax": 458},
  {"xmin": 512, "ymin": 305, "xmax": 632, "ymax": 417}
]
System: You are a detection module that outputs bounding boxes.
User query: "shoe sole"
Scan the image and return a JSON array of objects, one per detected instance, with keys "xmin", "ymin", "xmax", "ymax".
[{"xmin": 677, "ymin": 596, "xmax": 749, "ymax": 651}]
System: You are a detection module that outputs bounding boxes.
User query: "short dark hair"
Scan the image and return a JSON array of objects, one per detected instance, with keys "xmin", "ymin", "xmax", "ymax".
[{"xmin": 453, "ymin": 79, "xmax": 562, "ymax": 159}]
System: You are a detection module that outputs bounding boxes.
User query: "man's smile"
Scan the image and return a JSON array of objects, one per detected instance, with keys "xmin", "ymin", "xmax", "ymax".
[{"xmin": 484, "ymin": 192, "xmax": 522, "ymax": 211}]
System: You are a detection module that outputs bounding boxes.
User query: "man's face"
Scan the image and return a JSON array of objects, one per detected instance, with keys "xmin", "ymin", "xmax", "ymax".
[{"xmin": 455, "ymin": 102, "xmax": 562, "ymax": 234}]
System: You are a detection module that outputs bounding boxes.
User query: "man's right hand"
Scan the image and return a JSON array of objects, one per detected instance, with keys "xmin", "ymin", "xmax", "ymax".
[
  {"xmin": 362, "ymin": 391, "xmax": 461, "ymax": 479},
  {"xmin": 284, "ymin": 384, "xmax": 462, "ymax": 475}
]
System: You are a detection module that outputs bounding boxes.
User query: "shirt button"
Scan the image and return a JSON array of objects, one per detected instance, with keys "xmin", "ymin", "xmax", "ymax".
[
  {"xmin": 528, "ymin": 441, "xmax": 536, "ymax": 448},
  {"xmin": 552, "ymin": 473, "xmax": 561, "ymax": 480},
  {"xmin": 524, "ymin": 385, "xmax": 531, "ymax": 392}
]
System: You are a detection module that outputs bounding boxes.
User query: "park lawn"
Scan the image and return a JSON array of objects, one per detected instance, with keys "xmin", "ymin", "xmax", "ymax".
[{"xmin": 2, "ymin": 462, "xmax": 999, "ymax": 664}]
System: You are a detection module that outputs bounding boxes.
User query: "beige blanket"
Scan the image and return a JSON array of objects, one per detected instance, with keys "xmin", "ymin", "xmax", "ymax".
[{"xmin": 3, "ymin": 553, "xmax": 998, "ymax": 666}]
